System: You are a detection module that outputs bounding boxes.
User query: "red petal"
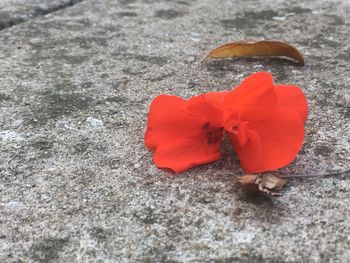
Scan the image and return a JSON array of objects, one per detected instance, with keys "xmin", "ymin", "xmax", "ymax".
[
  {"xmin": 187, "ymin": 94, "xmax": 224, "ymax": 127},
  {"xmin": 145, "ymin": 95, "xmax": 205, "ymax": 151},
  {"xmin": 204, "ymin": 91, "xmax": 229, "ymax": 104},
  {"xmin": 236, "ymin": 122, "xmax": 249, "ymax": 146},
  {"xmin": 275, "ymin": 85, "xmax": 308, "ymax": 122},
  {"xmin": 153, "ymin": 137, "xmax": 221, "ymax": 173},
  {"xmin": 228, "ymin": 106, "xmax": 304, "ymax": 173},
  {"xmin": 223, "ymin": 72, "xmax": 277, "ymax": 121}
]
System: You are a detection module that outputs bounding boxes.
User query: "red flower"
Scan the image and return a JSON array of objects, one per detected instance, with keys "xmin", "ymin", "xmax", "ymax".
[
  {"xmin": 145, "ymin": 72, "xmax": 308, "ymax": 174},
  {"xmin": 223, "ymin": 72, "xmax": 307, "ymax": 173},
  {"xmin": 144, "ymin": 93, "xmax": 227, "ymax": 173}
]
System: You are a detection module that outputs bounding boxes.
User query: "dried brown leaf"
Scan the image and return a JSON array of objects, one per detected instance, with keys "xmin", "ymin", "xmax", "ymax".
[
  {"xmin": 260, "ymin": 173, "xmax": 287, "ymax": 191},
  {"xmin": 206, "ymin": 40, "xmax": 304, "ymax": 65},
  {"xmin": 236, "ymin": 173, "xmax": 288, "ymax": 196},
  {"xmin": 236, "ymin": 174, "xmax": 260, "ymax": 193}
]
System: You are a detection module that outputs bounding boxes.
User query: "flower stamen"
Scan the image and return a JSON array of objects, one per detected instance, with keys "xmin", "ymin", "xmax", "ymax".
[{"xmin": 202, "ymin": 122, "xmax": 224, "ymax": 145}]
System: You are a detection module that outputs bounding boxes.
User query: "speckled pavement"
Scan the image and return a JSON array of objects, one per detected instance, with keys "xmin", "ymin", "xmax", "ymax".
[{"xmin": 0, "ymin": 0, "xmax": 350, "ymax": 262}]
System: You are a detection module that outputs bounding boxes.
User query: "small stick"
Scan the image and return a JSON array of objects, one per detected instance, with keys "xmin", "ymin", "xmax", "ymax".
[{"xmin": 279, "ymin": 168, "xmax": 350, "ymax": 179}]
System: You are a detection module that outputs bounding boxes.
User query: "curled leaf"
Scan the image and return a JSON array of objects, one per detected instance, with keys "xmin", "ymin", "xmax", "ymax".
[
  {"xmin": 236, "ymin": 173, "xmax": 288, "ymax": 196},
  {"xmin": 206, "ymin": 40, "xmax": 304, "ymax": 65},
  {"xmin": 236, "ymin": 174, "xmax": 259, "ymax": 193}
]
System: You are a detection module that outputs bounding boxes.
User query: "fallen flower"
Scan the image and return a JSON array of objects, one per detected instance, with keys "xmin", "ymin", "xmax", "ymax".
[
  {"xmin": 224, "ymin": 72, "xmax": 307, "ymax": 173},
  {"xmin": 144, "ymin": 93, "xmax": 226, "ymax": 173},
  {"xmin": 145, "ymin": 72, "xmax": 308, "ymax": 174}
]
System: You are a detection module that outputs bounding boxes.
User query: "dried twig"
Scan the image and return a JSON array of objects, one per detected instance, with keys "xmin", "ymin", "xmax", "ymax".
[{"xmin": 279, "ymin": 168, "xmax": 350, "ymax": 179}]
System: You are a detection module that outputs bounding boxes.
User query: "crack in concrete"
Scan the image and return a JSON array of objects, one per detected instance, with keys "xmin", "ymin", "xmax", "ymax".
[{"xmin": 0, "ymin": 0, "xmax": 85, "ymax": 31}]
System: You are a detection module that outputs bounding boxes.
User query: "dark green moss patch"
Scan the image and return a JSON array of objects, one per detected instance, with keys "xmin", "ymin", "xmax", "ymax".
[
  {"xmin": 90, "ymin": 227, "xmax": 111, "ymax": 242},
  {"xmin": 25, "ymin": 89, "xmax": 94, "ymax": 126},
  {"xmin": 0, "ymin": 93, "xmax": 11, "ymax": 103},
  {"xmin": 29, "ymin": 237, "xmax": 69, "ymax": 263},
  {"xmin": 314, "ymin": 144, "xmax": 334, "ymax": 157},
  {"xmin": 155, "ymin": 9, "xmax": 186, "ymax": 20},
  {"xmin": 221, "ymin": 9, "xmax": 279, "ymax": 30}
]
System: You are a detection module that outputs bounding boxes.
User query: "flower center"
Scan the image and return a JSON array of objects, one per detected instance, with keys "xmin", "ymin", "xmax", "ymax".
[
  {"xmin": 229, "ymin": 121, "xmax": 260, "ymax": 147},
  {"xmin": 202, "ymin": 122, "xmax": 224, "ymax": 145}
]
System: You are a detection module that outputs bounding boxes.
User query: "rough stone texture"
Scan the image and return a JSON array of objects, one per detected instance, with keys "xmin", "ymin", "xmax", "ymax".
[
  {"xmin": 0, "ymin": 0, "xmax": 83, "ymax": 30},
  {"xmin": 0, "ymin": 0, "xmax": 350, "ymax": 262}
]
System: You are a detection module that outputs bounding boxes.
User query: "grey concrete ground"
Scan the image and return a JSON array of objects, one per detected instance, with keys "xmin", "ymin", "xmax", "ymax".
[{"xmin": 0, "ymin": 0, "xmax": 350, "ymax": 262}]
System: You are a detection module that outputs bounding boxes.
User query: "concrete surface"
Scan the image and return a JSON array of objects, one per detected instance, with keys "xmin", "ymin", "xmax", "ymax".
[
  {"xmin": 0, "ymin": 0, "xmax": 350, "ymax": 262},
  {"xmin": 0, "ymin": 0, "xmax": 83, "ymax": 30}
]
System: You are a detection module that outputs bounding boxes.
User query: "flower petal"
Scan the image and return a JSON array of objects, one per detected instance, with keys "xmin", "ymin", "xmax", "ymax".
[
  {"xmin": 223, "ymin": 72, "xmax": 278, "ymax": 121},
  {"xmin": 275, "ymin": 85, "xmax": 308, "ymax": 122},
  {"xmin": 145, "ymin": 95, "xmax": 205, "ymax": 151},
  {"xmin": 228, "ymin": 106, "xmax": 304, "ymax": 173},
  {"xmin": 153, "ymin": 137, "xmax": 221, "ymax": 173},
  {"xmin": 204, "ymin": 91, "xmax": 229, "ymax": 104},
  {"xmin": 187, "ymin": 94, "xmax": 224, "ymax": 127}
]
